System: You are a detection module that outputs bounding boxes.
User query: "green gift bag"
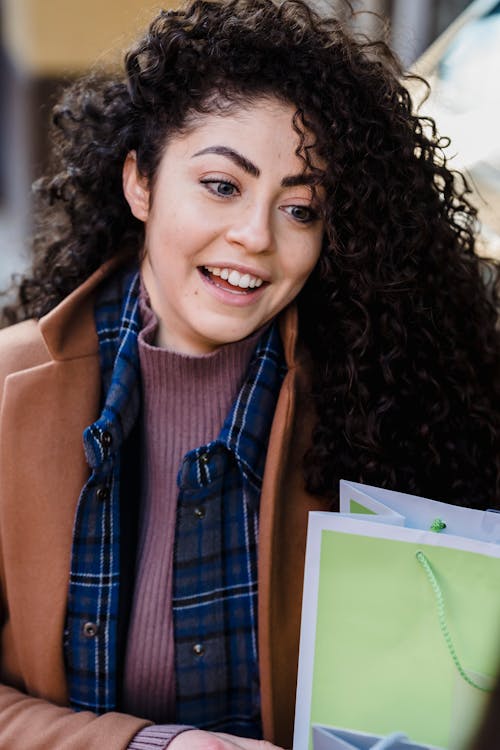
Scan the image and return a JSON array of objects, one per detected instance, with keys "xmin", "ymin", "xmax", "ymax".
[{"xmin": 293, "ymin": 483, "xmax": 500, "ymax": 750}]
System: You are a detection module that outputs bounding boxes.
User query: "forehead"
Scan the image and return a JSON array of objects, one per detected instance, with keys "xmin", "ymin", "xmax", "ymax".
[{"xmin": 163, "ymin": 97, "xmax": 322, "ymax": 171}]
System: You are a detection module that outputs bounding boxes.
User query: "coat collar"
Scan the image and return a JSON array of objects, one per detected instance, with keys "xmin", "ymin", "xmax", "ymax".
[{"xmin": 39, "ymin": 260, "xmax": 120, "ymax": 361}]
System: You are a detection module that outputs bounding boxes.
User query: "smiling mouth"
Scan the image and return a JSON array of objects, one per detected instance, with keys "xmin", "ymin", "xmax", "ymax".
[{"xmin": 200, "ymin": 266, "xmax": 267, "ymax": 293}]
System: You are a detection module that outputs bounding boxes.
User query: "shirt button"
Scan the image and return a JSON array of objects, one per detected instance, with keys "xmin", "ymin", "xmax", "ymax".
[
  {"xmin": 96, "ymin": 486, "xmax": 110, "ymax": 502},
  {"xmin": 194, "ymin": 506, "xmax": 206, "ymax": 519},
  {"xmin": 199, "ymin": 453, "xmax": 209, "ymax": 465},
  {"xmin": 192, "ymin": 643, "xmax": 205, "ymax": 656},
  {"xmin": 100, "ymin": 431, "xmax": 113, "ymax": 448},
  {"xmin": 82, "ymin": 621, "xmax": 99, "ymax": 638}
]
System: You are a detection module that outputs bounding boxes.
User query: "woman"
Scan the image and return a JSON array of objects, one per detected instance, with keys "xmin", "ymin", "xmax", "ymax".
[{"xmin": 0, "ymin": 1, "xmax": 498, "ymax": 749}]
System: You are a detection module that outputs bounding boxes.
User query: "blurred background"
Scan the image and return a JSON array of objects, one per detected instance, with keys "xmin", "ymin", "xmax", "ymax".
[{"xmin": 0, "ymin": 0, "xmax": 498, "ymax": 292}]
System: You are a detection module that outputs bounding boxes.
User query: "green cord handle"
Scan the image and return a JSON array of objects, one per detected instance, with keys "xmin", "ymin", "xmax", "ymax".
[{"xmin": 415, "ymin": 550, "xmax": 493, "ymax": 693}]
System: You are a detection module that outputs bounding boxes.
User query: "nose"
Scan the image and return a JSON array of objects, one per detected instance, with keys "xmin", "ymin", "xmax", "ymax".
[{"xmin": 225, "ymin": 202, "xmax": 273, "ymax": 254}]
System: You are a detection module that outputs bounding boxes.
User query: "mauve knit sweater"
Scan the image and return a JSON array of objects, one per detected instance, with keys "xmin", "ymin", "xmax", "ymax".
[{"xmin": 125, "ymin": 288, "xmax": 264, "ymax": 749}]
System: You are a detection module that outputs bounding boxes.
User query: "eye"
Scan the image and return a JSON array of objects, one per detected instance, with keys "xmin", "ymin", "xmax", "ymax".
[
  {"xmin": 200, "ymin": 178, "xmax": 239, "ymax": 197},
  {"xmin": 284, "ymin": 205, "xmax": 318, "ymax": 224}
]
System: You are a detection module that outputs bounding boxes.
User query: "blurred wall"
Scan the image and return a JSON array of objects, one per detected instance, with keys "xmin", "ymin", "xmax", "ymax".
[
  {"xmin": 0, "ymin": 0, "xmax": 177, "ymax": 279},
  {"xmin": 391, "ymin": 0, "xmax": 471, "ymax": 66},
  {"xmin": 2, "ymin": 0, "xmax": 173, "ymax": 76}
]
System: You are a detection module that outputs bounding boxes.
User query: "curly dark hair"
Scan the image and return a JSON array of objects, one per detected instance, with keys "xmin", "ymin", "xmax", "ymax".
[{"xmin": 3, "ymin": 0, "xmax": 499, "ymax": 507}]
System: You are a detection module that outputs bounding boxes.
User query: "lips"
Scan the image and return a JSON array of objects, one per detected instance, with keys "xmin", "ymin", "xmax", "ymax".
[{"xmin": 201, "ymin": 265, "xmax": 266, "ymax": 292}]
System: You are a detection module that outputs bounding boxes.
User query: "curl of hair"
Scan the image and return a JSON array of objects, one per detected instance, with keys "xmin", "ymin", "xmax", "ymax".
[{"xmin": 3, "ymin": 0, "xmax": 499, "ymax": 507}]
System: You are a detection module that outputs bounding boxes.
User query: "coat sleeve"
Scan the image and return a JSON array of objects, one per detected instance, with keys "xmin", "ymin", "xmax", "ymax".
[{"xmin": 0, "ymin": 682, "xmax": 151, "ymax": 750}]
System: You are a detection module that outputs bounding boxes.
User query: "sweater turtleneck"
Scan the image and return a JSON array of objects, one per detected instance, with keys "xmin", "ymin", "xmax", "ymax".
[{"xmin": 122, "ymin": 284, "xmax": 265, "ymax": 723}]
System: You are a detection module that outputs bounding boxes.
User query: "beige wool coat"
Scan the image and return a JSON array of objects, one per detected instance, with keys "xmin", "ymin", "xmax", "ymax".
[{"xmin": 0, "ymin": 263, "xmax": 331, "ymax": 749}]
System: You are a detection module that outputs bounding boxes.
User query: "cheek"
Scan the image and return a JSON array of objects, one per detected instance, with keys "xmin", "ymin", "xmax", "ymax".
[
  {"xmin": 284, "ymin": 243, "xmax": 322, "ymax": 285},
  {"xmin": 145, "ymin": 218, "xmax": 198, "ymax": 266}
]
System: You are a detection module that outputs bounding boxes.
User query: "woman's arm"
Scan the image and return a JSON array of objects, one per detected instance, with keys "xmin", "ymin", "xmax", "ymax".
[
  {"xmin": 0, "ymin": 678, "xmax": 287, "ymax": 749},
  {"xmin": 0, "ymin": 682, "xmax": 150, "ymax": 749}
]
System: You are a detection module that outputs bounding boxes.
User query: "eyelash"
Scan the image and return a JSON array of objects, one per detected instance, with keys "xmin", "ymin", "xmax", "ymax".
[
  {"xmin": 199, "ymin": 177, "xmax": 319, "ymax": 225},
  {"xmin": 283, "ymin": 205, "xmax": 318, "ymax": 224},
  {"xmin": 200, "ymin": 177, "xmax": 239, "ymax": 197}
]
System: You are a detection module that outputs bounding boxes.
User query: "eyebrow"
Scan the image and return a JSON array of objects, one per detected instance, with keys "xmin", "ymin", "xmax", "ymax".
[
  {"xmin": 192, "ymin": 146, "xmax": 260, "ymax": 177},
  {"xmin": 192, "ymin": 145, "xmax": 319, "ymax": 188}
]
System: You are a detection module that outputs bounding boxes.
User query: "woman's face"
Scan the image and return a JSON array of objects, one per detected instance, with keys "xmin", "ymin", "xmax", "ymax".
[{"xmin": 123, "ymin": 97, "xmax": 324, "ymax": 354}]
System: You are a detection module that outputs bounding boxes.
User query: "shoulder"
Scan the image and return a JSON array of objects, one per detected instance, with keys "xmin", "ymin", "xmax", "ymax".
[
  {"xmin": 0, "ymin": 319, "xmax": 51, "ymax": 420},
  {"xmin": 0, "ymin": 260, "xmax": 128, "ymax": 383},
  {"xmin": 0, "ymin": 319, "xmax": 50, "ymax": 384},
  {"xmin": 0, "ymin": 260, "xmax": 121, "ymax": 390}
]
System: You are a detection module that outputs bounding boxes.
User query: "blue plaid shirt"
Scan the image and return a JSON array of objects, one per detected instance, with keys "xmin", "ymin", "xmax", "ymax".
[{"xmin": 64, "ymin": 267, "xmax": 286, "ymax": 734}]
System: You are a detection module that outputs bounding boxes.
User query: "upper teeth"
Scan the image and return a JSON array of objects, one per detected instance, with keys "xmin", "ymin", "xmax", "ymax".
[{"xmin": 205, "ymin": 266, "xmax": 264, "ymax": 289}]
